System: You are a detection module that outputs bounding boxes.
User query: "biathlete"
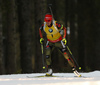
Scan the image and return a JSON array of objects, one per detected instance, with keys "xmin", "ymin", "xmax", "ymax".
[{"xmin": 39, "ymin": 13, "xmax": 81, "ymax": 77}]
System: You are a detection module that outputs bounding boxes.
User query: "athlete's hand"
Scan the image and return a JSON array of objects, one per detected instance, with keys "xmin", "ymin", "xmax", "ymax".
[
  {"xmin": 40, "ymin": 38, "xmax": 44, "ymax": 44},
  {"xmin": 62, "ymin": 38, "xmax": 67, "ymax": 45}
]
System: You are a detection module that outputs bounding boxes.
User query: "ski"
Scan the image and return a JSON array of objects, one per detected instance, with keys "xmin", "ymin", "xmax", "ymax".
[
  {"xmin": 73, "ymin": 70, "xmax": 82, "ymax": 77},
  {"xmin": 27, "ymin": 75, "xmax": 87, "ymax": 78},
  {"xmin": 74, "ymin": 76, "xmax": 87, "ymax": 78},
  {"xmin": 27, "ymin": 75, "xmax": 61, "ymax": 78}
]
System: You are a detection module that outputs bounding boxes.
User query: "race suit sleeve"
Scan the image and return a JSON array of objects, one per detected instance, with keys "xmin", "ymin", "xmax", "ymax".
[
  {"xmin": 39, "ymin": 24, "xmax": 44, "ymax": 38},
  {"xmin": 56, "ymin": 22, "xmax": 67, "ymax": 38},
  {"xmin": 62, "ymin": 26, "xmax": 67, "ymax": 38}
]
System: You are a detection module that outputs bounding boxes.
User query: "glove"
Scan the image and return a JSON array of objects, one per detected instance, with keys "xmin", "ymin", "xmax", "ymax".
[
  {"xmin": 62, "ymin": 38, "xmax": 67, "ymax": 45},
  {"xmin": 40, "ymin": 38, "xmax": 44, "ymax": 44}
]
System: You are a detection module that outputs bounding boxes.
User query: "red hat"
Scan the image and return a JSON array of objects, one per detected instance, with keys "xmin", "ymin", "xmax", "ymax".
[{"xmin": 44, "ymin": 14, "xmax": 52, "ymax": 22}]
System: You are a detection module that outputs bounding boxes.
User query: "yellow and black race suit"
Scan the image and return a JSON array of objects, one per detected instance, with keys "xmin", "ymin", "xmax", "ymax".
[
  {"xmin": 39, "ymin": 20, "xmax": 75, "ymax": 68},
  {"xmin": 39, "ymin": 20, "xmax": 66, "ymax": 43}
]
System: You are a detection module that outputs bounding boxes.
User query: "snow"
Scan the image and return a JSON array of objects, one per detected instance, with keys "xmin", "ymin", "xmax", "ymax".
[{"xmin": 0, "ymin": 71, "xmax": 100, "ymax": 85}]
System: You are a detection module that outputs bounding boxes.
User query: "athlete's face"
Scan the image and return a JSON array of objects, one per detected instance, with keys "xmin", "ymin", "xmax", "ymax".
[{"xmin": 46, "ymin": 20, "xmax": 52, "ymax": 26}]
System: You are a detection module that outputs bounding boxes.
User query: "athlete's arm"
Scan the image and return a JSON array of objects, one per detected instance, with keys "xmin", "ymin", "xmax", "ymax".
[
  {"xmin": 39, "ymin": 24, "xmax": 44, "ymax": 38},
  {"xmin": 56, "ymin": 22, "xmax": 67, "ymax": 38}
]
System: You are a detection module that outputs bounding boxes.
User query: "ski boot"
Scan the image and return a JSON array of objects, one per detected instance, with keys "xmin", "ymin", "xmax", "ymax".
[
  {"xmin": 46, "ymin": 68, "xmax": 53, "ymax": 76},
  {"xmin": 72, "ymin": 67, "xmax": 81, "ymax": 77}
]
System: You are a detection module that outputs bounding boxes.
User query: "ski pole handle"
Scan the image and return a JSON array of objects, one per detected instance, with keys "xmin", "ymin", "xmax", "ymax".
[{"xmin": 61, "ymin": 41, "xmax": 66, "ymax": 48}]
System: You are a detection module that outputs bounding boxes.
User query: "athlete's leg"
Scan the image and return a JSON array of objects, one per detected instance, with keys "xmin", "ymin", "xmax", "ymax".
[
  {"xmin": 45, "ymin": 42, "xmax": 53, "ymax": 76},
  {"xmin": 45, "ymin": 45, "xmax": 52, "ymax": 68},
  {"xmin": 63, "ymin": 51, "xmax": 75, "ymax": 67},
  {"xmin": 55, "ymin": 42, "xmax": 75, "ymax": 67},
  {"xmin": 58, "ymin": 41, "xmax": 81, "ymax": 77}
]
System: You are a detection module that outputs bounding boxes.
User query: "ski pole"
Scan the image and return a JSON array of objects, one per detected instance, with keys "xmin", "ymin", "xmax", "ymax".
[
  {"xmin": 66, "ymin": 46, "xmax": 81, "ymax": 70},
  {"xmin": 61, "ymin": 41, "xmax": 81, "ymax": 70},
  {"xmin": 41, "ymin": 43, "xmax": 45, "ymax": 69}
]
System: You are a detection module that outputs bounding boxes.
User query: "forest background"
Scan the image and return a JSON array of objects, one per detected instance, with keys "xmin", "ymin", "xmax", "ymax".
[{"xmin": 0, "ymin": 0, "xmax": 100, "ymax": 74}]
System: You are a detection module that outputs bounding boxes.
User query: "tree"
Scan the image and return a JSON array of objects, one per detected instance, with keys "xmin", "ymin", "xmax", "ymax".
[
  {"xmin": 5, "ymin": 0, "xmax": 17, "ymax": 74},
  {"xmin": 94, "ymin": 0, "xmax": 100, "ymax": 70},
  {"xmin": 34, "ymin": 0, "xmax": 47, "ymax": 72},
  {"xmin": 0, "ymin": 0, "xmax": 5, "ymax": 74},
  {"xmin": 77, "ymin": 0, "xmax": 96, "ymax": 71},
  {"xmin": 17, "ymin": 0, "xmax": 33, "ymax": 73}
]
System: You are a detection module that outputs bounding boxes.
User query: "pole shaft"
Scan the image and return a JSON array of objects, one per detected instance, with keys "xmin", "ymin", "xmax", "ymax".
[{"xmin": 41, "ymin": 44, "xmax": 45, "ymax": 69}]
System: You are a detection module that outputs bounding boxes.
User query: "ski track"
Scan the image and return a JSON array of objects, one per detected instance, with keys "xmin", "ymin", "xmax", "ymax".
[{"xmin": 0, "ymin": 71, "xmax": 100, "ymax": 85}]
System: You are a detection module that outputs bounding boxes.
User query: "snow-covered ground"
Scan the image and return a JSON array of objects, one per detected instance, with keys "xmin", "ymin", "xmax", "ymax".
[{"xmin": 0, "ymin": 71, "xmax": 100, "ymax": 85}]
